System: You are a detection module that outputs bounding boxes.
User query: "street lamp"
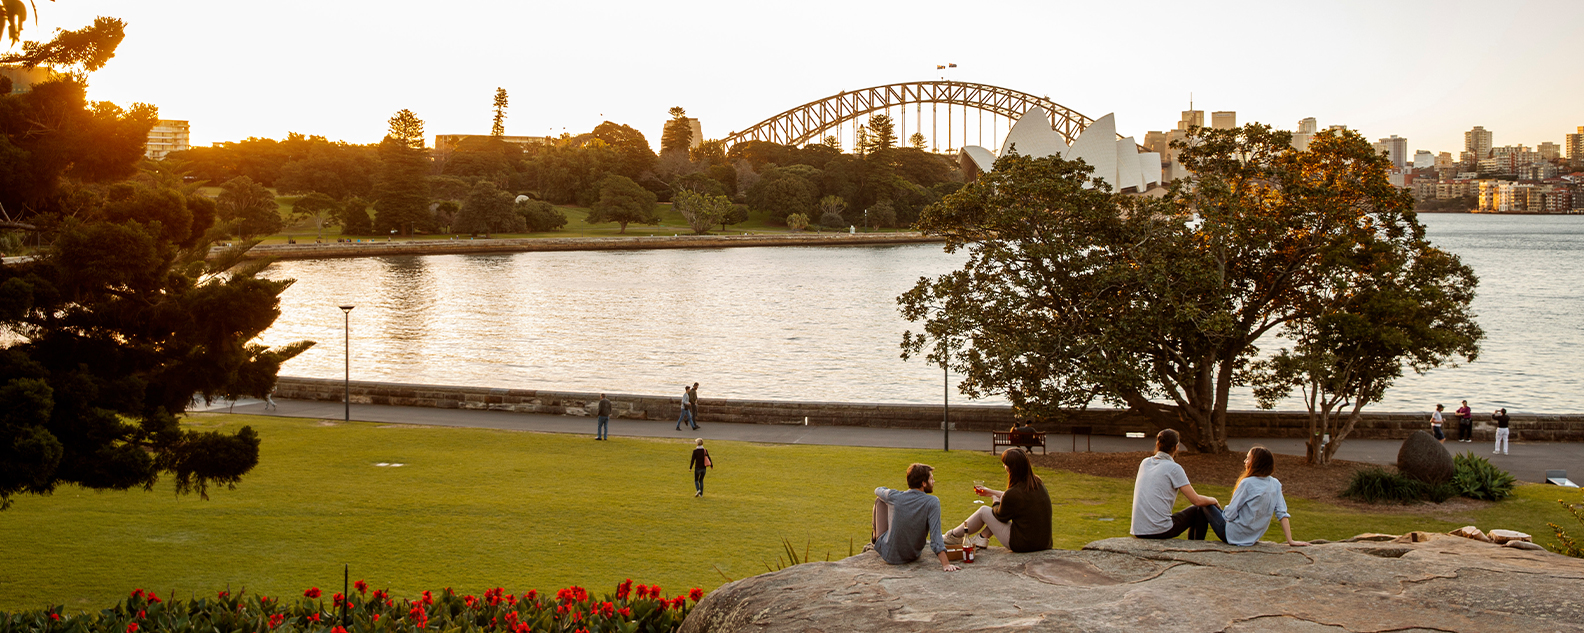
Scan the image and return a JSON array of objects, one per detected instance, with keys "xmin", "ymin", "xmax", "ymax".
[
  {"xmin": 339, "ymin": 305, "xmax": 354, "ymax": 421},
  {"xmin": 942, "ymin": 336, "xmax": 951, "ymax": 452}
]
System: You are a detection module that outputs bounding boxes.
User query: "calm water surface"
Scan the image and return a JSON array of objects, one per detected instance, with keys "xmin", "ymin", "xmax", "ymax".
[{"xmin": 258, "ymin": 214, "xmax": 1584, "ymax": 413}]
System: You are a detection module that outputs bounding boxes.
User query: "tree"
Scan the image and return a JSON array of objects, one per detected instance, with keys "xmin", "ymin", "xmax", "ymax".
[
  {"xmin": 491, "ymin": 88, "xmax": 508, "ymax": 138},
  {"xmin": 866, "ymin": 200, "xmax": 896, "ymax": 228},
  {"xmin": 673, "ymin": 190, "xmax": 732, "ymax": 235},
  {"xmin": 586, "ymin": 174, "xmax": 658, "ymax": 233},
  {"xmin": 216, "ymin": 176, "xmax": 282, "ymax": 238},
  {"xmin": 785, "ymin": 213, "xmax": 809, "ymax": 231},
  {"xmin": 589, "ymin": 121, "xmax": 657, "ymax": 179},
  {"xmin": 718, "ymin": 204, "xmax": 749, "ymax": 231},
  {"xmin": 453, "ymin": 182, "xmax": 524, "ymax": 236},
  {"xmin": 910, "ymin": 133, "xmax": 928, "ymax": 150},
  {"xmin": 387, "ymin": 109, "xmax": 426, "ymax": 150},
  {"xmin": 689, "ymin": 139, "xmax": 726, "ymax": 166},
  {"xmin": 515, "ymin": 198, "xmax": 567, "ymax": 233},
  {"xmin": 661, "ymin": 106, "xmax": 693, "ymax": 156},
  {"xmin": 373, "ymin": 136, "xmax": 432, "ymax": 235},
  {"xmin": 899, "ymin": 125, "xmax": 1463, "ymax": 454},
  {"xmin": 817, "ymin": 195, "xmax": 847, "ymax": 227},
  {"xmin": 337, "ymin": 197, "xmax": 373, "ymax": 235},
  {"xmin": 859, "ymin": 114, "xmax": 897, "ymax": 155},
  {"xmin": 0, "ymin": 79, "xmax": 156, "ymax": 216},
  {"xmin": 821, "ymin": 135, "xmax": 842, "ymax": 151},
  {"xmin": 746, "ymin": 167, "xmax": 818, "ymax": 223},
  {"xmin": 0, "ymin": 16, "xmax": 126, "ymax": 75},
  {"xmin": 291, "ymin": 192, "xmax": 339, "ymax": 241}
]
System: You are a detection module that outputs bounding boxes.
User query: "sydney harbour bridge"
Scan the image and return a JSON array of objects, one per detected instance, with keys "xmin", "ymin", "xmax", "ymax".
[{"xmin": 720, "ymin": 80, "xmax": 1099, "ymax": 152}]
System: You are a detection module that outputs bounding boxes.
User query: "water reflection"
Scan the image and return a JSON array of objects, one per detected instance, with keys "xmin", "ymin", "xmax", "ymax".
[{"xmin": 257, "ymin": 214, "xmax": 1584, "ymax": 413}]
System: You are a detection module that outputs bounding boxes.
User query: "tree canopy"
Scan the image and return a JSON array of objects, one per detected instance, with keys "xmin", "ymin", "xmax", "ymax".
[
  {"xmin": 586, "ymin": 174, "xmax": 657, "ymax": 233},
  {"xmin": 900, "ymin": 125, "xmax": 1481, "ymax": 454}
]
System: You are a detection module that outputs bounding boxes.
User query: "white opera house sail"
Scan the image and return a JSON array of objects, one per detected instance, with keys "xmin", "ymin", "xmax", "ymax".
[{"xmin": 958, "ymin": 106, "xmax": 1163, "ymax": 193}]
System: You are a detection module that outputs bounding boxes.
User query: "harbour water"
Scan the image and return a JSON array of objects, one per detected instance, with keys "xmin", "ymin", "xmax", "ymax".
[{"xmin": 257, "ymin": 213, "xmax": 1584, "ymax": 414}]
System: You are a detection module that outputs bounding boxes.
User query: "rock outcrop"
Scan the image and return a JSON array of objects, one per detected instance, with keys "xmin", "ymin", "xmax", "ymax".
[
  {"xmin": 1397, "ymin": 430, "xmax": 1454, "ymax": 482},
  {"xmin": 682, "ymin": 534, "xmax": 1584, "ymax": 632}
]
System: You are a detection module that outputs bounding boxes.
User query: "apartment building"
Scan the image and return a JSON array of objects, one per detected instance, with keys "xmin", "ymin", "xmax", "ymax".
[{"xmin": 145, "ymin": 120, "xmax": 190, "ymax": 160}]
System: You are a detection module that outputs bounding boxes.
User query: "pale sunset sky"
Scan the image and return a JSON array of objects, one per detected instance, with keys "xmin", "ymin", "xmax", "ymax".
[{"xmin": 20, "ymin": 0, "xmax": 1584, "ymax": 156}]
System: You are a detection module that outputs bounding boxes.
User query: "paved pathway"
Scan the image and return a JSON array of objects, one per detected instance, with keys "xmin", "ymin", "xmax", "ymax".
[{"xmin": 204, "ymin": 398, "xmax": 1584, "ymax": 486}]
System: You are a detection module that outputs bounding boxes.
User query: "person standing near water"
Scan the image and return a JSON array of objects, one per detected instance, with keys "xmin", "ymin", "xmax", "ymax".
[
  {"xmin": 675, "ymin": 385, "xmax": 696, "ymax": 431},
  {"xmin": 689, "ymin": 438, "xmax": 713, "ymax": 497},
  {"xmin": 1492, "ymin": 408, "xmax": 1511, "ymax": 455},
  {"xmin": 1430, "ymin": 404, "xmax": 1446, "ymax": 443},
  {"xmin": 1456, "ymin": 401, "xmax": 1473, "ymax": 442},
  {"xmin": 595, "ymin": 394, "xmax": 612, "ymax": 440}
]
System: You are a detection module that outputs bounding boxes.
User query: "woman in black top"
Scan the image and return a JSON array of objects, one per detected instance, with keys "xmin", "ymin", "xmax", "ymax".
[
  {"xmin": 689, "ymin": 438, "xmax": 713, "ymax": 497},
  {"xmin": 944, "ymin": 448, "xmax": 1053, "ymax": 552}
]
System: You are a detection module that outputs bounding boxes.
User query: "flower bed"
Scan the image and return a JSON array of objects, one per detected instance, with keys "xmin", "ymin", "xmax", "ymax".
[{"xmin": 1, "ymin": 580, "xmax": 700, "ymax": 633}]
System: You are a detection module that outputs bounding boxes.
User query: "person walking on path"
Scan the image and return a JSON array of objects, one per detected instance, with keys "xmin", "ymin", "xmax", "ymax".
[
  {"xmin": 689, "ymin": 438, "xmax": 713, "ymax": 497},
  {"xmin": 1131, "ymin": 429, "xmax": 1225, "ymax": 541},
  {"xmin": 866, "ymin": 463, "xmax": 959, "ymax": 572},
  {"xmin": 1211, "ymin": 446, "xmax": 1310, "ymax": 547},
  {"xmin": 1430, "ymin": 404, "xmax": 1446, "ymax": 444},
  {"xmin": 675, "ymin": 385, "xmax": 697, "ymax": 431},
  {"xmin": 689, "ymin": 382, "xmax": 701, "ymax": 425},
  {"xmin": 1492, "ymin": 408, "xmax": 1511, "ymax": 455},
  {"xmin": 1457, "ymin": 401, "xmax": 1474, "ymax": 442},
  {"xmin": 595, "ymin": 394, "xmax": 612, "ymax": 440},
  {"xmin": 944, "ymin": 448, "xmax": 1052, "ymax": 553},
  {"xmin": 264, "ymin": 386, "xmax": 278, "ymax": 411}
]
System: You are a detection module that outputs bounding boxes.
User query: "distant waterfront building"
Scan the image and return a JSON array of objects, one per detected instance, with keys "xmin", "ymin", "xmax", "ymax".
[
  {"xmin": 1518, "ymin": 162, "xmax": 1558, "ymax": 181},
  {"xmin": 1210, "ymin": 111, "xmax": 1236, "ymax": 130},
  {"xmin": 1538, "ymin": 141, "xmax": 1561, "ymax": 161},
  {"xmin": 1178, "ymin": 110, "xmax": 1204, "ymax": 130},
  {"xmin": 1374, "ymin": 135, "xmax": 1407, "ymax": 170},
  {"xmin": 687, "ymin": 118, "xmax": 703, "ymax": 149},
  {"xmin": 958, "ymin": 107, "xmax": 1161, "ymax": 192},
  {"xmin": 0, "ymin": 64, "xmax": 55, "ymax": 94},
  {"xmin": 434, "ymin": 134, "xmax": 552, "ymax": 154},
  {"xmin": 145, "ymin": 120, "xmax": 190, "ymax": 160},
  {"xmin": 1464, "ymin": 126, "xmax": 1493, "ymax": 166},
  {"xmin": 1291, "ymin": 117, "xmax": 1318, "ymax": 151},
  {"xmin": 1568, "ymin": 126, "xmax": 1584, "ymax": 165},
  {"xmin": 1413, "ymin": 150, "xmax": 1435, "ymax": 169}
]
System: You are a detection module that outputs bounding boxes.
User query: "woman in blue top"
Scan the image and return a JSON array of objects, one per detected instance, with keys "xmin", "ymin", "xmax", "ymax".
[{"xmin": 1218, "ymin": 447, "xmax": 1310, "ymax": 547}]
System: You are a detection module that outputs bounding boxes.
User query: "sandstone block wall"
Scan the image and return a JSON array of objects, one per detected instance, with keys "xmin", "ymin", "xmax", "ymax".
[
  {"xmin": 271, "ymin": 377, "xmax": 1584, "ymax": 442},
  {"xmin": 232, "ymin": 232, "xmax": 941, "ymax": 261}
]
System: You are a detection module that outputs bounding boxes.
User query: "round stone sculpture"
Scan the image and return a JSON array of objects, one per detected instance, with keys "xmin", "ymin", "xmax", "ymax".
[{"xmin": 1397, "ymin": 430, "xmax": 1454, "ymax": 483}]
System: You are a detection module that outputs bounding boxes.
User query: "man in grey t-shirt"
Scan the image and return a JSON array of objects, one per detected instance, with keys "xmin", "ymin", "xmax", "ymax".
[
  {"xmin": 868, "ymin": 463, "xmax": 960, "ymax": 572},
  {"xmin": 1131, "ymin": 429, "xmax": 1224, "ymax": 540}
]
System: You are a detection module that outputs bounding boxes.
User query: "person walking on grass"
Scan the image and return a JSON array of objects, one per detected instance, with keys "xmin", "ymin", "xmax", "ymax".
[
  {"xmin": 866, "ymin": 463, "xmax": 960, "ymax": 572},
  {"xmin": 944, "ymin": 448, "xmax": 1052, "ymax": 553},
  {"xmin": 675, "ymin": 385, "xmax": 697, "ymax": 431},
  {"xmin": 1456, "ymin": 401, "xmax": 1474, "ymax": 443},
  {"xmin": 595, "ymin": 394, "xmax": 612, "ymax": 440},
  {"xmin": 1130, "ymin": 429, "xmax": 1224, "ymax": 541},
  {"xmin": 1492, "ymin": 408, "xmax": 1511, "ymax": 455},
  {"xmin": 1430, "ymin": 403, "xmax": 1446, "ymax": 444},
  {"xmin": 689, "ymin": 438, "xmax": 713, "ymax": 497},
  {"xmin": 1210, "ymin": 446, "xmax": 1310, "ymax": 547}
]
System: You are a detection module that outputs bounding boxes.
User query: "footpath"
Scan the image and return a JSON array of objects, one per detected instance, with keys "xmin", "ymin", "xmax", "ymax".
[{"xmin": 202, "ymin": 397, "xmax": 1584, "ymax": 486}]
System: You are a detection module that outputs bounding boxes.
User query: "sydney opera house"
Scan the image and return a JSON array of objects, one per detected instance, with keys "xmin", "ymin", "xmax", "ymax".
[{"xmin": 958, "ymin": 107, "xmax": 1163, "ymax": 193}]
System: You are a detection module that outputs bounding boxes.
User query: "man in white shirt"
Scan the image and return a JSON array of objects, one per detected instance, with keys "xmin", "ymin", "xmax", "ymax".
[{"xmin": 1131, "ymin": 429, "xmax": 1224, "ymax": 540}]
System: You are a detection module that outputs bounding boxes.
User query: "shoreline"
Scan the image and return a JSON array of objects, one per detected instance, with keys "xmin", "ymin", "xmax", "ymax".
[{"xmin": 232, "ymin": 232, "xmax": 943, "ymax": 261}]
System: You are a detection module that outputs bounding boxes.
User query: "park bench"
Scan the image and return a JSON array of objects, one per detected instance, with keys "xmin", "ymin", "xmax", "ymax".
[{"xmin": 992, "ymin": 430, "xmax": 1047, "ymax": 454}]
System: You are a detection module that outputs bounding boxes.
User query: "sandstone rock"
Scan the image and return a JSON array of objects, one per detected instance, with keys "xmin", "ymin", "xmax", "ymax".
[
  {"xmin": 1489, "ymin": 529, "xmax": 1532, "ymax": 544},
  {"xmin": 1449, "ymin": 525, "xmax": 1491, "ymax": 542},
  {"xmin": 1341, "ymin": 533, "xmax": 1397, "ymax": 542},
  {"xmin": 1397, "ymin": 430, "xmax": 1454, "ymax": 483},
  {"xmin": 1506, "ymin": 540, "xmax": 1546, "ymax": 551},
  {"xmin": 682, "ymin": 535, "xmax": 1584, "ymax": 633}
]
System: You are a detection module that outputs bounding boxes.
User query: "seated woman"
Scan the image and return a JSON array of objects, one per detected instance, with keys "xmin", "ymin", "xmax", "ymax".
[
  {"xmin": 1214, "ymin": 446, "xmax": 1310, "ymax": 547},
  {"xmin": 943, "ymin": 448, "xmax": 1052, "ymax": 552}
]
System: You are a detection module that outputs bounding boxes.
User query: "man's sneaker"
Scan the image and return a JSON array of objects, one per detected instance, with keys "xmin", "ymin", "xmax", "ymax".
[
  {"xmin": 943, "ymin": 531, "xmax": 963, "ymax": 547},
  {"xmin": 970, "ymin": 532, "xmax": 990, "ymax": 548}
]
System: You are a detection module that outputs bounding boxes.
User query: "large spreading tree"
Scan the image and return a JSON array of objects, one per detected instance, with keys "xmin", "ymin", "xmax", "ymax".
[
  {"xmin": 0, "ymin": 17, "xmax": 314, "ymax": 508},
  {"xmin": 900, "ymin": 125, "xmax": 1481, "ymax": 454}
]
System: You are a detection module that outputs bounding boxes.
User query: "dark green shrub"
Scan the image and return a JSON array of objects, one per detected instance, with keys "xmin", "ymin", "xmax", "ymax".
[
  {"xmin": 1452, "ymin": 452, "xmax": 1516, "ymax": 501},
  {"xmin": 1341, "ymin": 467, "xmax": 1456, "ymax": 504}
]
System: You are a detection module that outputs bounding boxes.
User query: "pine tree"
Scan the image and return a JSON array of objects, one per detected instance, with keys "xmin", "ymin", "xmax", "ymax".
[
  {"xmin": 661, "ymin": 106, "xmax": 693, "ymax": 155},
  {"xmin": 491, "ymin": 88, "xmax": 508, "ymax": 138}
]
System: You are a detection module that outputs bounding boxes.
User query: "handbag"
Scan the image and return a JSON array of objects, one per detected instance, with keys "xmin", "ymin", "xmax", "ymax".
[{"xmin": 703, "ymin": 451, "xmax": 713, "ymax": 468}]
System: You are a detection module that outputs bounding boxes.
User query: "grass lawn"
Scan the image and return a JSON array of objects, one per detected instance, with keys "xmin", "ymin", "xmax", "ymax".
[{"xmin": 4, "ymin": 414, "xmax": 1575, "ymax": 613}]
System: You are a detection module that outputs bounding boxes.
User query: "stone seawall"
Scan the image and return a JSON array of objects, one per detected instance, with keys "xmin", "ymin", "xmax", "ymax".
[
  {"xmin": 271, "ymin": 377, "xmax": 1584, "ymax": 442},
  {"xmin": 233, "ymin": 232, "xmax": 941, "ymax": 261}
]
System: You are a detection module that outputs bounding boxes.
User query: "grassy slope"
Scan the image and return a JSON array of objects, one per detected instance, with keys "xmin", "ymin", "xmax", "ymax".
[{"xmin": 2, "ymin": 415, "xmax": 1573, "ymax": 612}]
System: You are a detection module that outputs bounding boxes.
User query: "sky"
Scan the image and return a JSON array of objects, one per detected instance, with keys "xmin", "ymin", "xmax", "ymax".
[{"xmin": 21, "ymin": 0, "xmax": 1584, "ymax": 156}]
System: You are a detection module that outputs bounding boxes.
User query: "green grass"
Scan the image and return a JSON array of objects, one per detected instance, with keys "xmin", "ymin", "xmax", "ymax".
[{"xmin": 4, "ymin": 414, "xmax": 1570, "ymax": 613}]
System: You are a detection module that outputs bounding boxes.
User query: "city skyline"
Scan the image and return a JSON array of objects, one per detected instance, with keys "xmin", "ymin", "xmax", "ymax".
[{"xmin": 20, "ymin": 0, "xmax": 1584, "ymax": 156}]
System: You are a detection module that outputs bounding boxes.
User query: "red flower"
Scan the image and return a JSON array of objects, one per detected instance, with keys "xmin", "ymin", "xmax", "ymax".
[
  {"xmin": 513, "ymin": 624, "xmax": 530, "ymax": 633},
  {"xmin": 635, "ymin": 584, "xmax": 647, "ymax": 599},
  {"xmin": 332, "ymin": 593, "xmax": 346, "ymax": 608},
  {"xmin": 618, "ymin": 607, "xmax": 631, "ymax": 618},
  {"xmin": 147, "ymin": 593, "xmax": 161, "ymax": 604},
  {"xmin": 307, "ymin": 613, "xmax": 320, "ymax": 623},
  {"xmin": 656, "ymin": 600, "xmax": 668, "ymax": 612},
  {"xmin": 689, "ymin": 588, "xmax": 703, "ymax": 602},
  {"xmin": 332, "ymin": 627, "xmax": 348, "ymax": 633},
  {"xmin": 130, "ymin": 589, "xmax": 144, "ymax": 600},
  {"xmin": 616, "ymin": 579, "xmax": 632, "ymax": 600},
  {"xmin": 126, "ymin": 623, "xmax": 139, "ymax": 633},
  {"xmin": 49, "ymin": 613, "xmax": 60, "ymax": 622},
  {"xmin": 218, "ymin": 591, "xmax": 229, "ymax": 599},
  {"xmin": 672, "ymin": 596, "xmax": 687, "ymax": 610},
  {"xmin": 505, "ymin": 593, "xmax": 515, "ymax": 605},
  {"xmin": 525, "ymin": 590, "xmax": 536, "ymax": 602},
  {"xmin": 649, "ymin": 585, "xmax": 661, "ymax": 599},
  {"xmin": 354, "ymin": 580, "xmax": 368, "ymax": 594},
  {"xmin": 304, "ymin": 588, "xmax": 321, "ymax": 599},
  {"xmin": 420, "ymin": 590, "xmax": 433, "ymax": 606},
  {"xmin": 136, "ymin": 610, "xmax": 145, "ymax": 620},
  {"xmin": 268, "ymin": 614, "xmax": 285, "ymax": 629},
  {"xmin": 372, "ymin": 615, "xmax": 380, "ymax": 623}
]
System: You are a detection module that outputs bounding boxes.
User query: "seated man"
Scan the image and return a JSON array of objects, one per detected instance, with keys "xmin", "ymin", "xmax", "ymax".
[
  {"xmin": 1011, "ymin": 421, "xmax": 1038, "ymax": 451},
  {"xmin": 1131, "ymin": 429, "xmax": 1225, "ymax": 541},
  {"xmin": 868, "ymin": 463, "xmax": 960, "ymax": 572}
]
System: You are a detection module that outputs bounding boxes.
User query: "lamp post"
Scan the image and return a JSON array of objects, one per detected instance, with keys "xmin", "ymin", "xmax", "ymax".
[
  {"xmin": 943, "ymin": 347, "xmax": 950, "ymax": 451},
  {"xmin": 340, "ymin": 305, "xmax": 354, "ymax": 421}
]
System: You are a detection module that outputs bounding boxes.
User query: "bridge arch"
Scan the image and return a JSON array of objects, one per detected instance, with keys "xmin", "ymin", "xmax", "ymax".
[{"xmin": 721, "ymin": 81, "xmax": 1096, "ymax": 150}]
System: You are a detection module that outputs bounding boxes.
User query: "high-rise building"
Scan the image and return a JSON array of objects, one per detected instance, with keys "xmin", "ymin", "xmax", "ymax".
[
  {"xmin": 1142, "ymin": 130, "xmax": 1168, "ymax": 154},
  {"xmin": 1538, "ymin": 141, "xmax": 1561, "ymax": 161},
  {"xmin": 1375, "ymin": 135, "xmax": 1408, "ymax": 170},
  {"xmin": 1435, "ymin": 152, "xmax": 1455, "ymax": 170},
  {"xmin": 1413, "ymin": 150, "xmax": 1435, "ymax": 169},
  {"xmin": 1210, "ymin": 111, "xmax": 1236, "ymax": 130},
  {"xmin": 1177, "ymin": 110, "xmax": 1204, "ymax": 130},
  {"xmin": 1292, "ymin": 117, "xmax": 1318, "ymax": 151},
  {"xmin": 687, "ymin": 118, "xmax": 703, "ymax": 149},
  {"xmin": 145, "ymin": 120, "xmax": 190, "ymax": 160},
  {"xmin": 1567, "ymin": 126, "xmax": 1584, "ymax": 165},
  {"xmin": 1465, "ymin": 126, "xmax": 1493, "ymax": 161}
]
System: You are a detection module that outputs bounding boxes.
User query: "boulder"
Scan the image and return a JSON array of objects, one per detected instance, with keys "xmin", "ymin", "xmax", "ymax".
[
  {"xmin": 1506, "ymin": 540, "xmax": 1547, "ymax": 551},
  {"xmin": 1449, "ymin": 525, "xmax": 1491, "ymax": 542},
  {"xmin": 1489, "ymin": 529, "xmax": 1532, "ymax": 544},
  {"xmin": 682, "ymin": 534, "xmax": 1584, "ymax": 633},
  {"xmin": 1397, "ymin": 430, "xmax": 1454, "ymax": 483}
]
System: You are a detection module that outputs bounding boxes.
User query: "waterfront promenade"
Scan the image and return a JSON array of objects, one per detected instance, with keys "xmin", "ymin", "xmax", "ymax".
[{"xmin": 207, "ymin": 397, "xmax": 1584, "ymax": 486}]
